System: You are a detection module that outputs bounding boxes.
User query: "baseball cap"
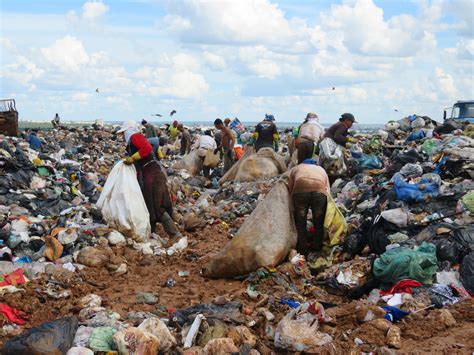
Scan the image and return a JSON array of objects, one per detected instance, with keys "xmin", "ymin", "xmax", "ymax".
[{"xmin": 341, "ymin": 113, "xmax": 357, "ymax": 123}]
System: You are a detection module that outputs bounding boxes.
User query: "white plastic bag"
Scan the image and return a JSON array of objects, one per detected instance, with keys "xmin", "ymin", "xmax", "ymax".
[
  {"xmin": 318, "ymin": 138, "xmax": 347, "ymax": 177},
  {"xmin": 97, "ymin": 161, "xmax": 150, "ymax": 242}
]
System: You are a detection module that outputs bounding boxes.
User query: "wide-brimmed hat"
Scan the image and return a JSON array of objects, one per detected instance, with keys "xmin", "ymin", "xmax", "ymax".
[
  {"xmin": 117, "ymin": 120, "xmax": 138, "ymax": 133},
  {"xmin": 341, "ymin": 113, "xmax": 357, "ymax": 123}
]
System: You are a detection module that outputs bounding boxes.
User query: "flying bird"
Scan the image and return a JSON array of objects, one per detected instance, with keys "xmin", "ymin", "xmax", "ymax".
[
  {"xmin": 170, "ymin": 110, "xmax": 177, "ymax": 116},
  {"xmin": 95, "ymin": 88, "xmax": 99, "ymax": 93},
  {"xmin": 394, "ymin": 109, "xmax": 399, "ymax": 112},
  {"xmin": 151, "ymin": 114, "xmax": 162, "ymax": 117},
  {"xmin": 331, "ymin": 87, "xmax": 335, "ymax": 90}
]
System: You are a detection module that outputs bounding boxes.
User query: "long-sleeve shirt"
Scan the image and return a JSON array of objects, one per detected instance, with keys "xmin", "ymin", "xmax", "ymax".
[
  {"xmin": 288, "ymin": 164, "xmax": 330, "ymax": 195},
  {"xmin": 298, "ymin": 120, "xmax": 324, "ymax": 142},
  {"xmin": 324, "ymin": 121, "xmax": 349, "ymax": 147},
  {"xmin": 130, "ymin": 133, "xmax": 152, "ymax": 158}
]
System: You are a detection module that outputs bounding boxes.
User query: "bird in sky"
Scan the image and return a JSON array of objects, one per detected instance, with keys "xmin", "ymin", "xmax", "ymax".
[
  {"xmin": 331, "ymin": 87, "xmax": 335, "ymax": 90},
  {"xmin": 95, "ymin": 88, "xmax": 99, "ymax": 93},
  {"xmin": 170, "ymin": 110, "xmax": 177, "ymax": 116},
  {"xmin": 394, "ymin": 109, "xmax": 399, "ymax": 112},
  {"xmin": 151, "ymin": 114, "xmax": 162, "ymax": 117}
]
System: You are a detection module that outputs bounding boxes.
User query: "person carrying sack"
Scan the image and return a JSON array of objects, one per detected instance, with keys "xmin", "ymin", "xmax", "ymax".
[
  {"xmin": 194, "ymin": 130, "xmax": 218, "ymax": 178},
  {"xmin": 117, "ymin": 121, "xmax": 182, "ymax": 238}
]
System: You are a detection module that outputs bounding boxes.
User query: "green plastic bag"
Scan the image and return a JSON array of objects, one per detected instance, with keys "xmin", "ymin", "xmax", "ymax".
[
  {"xmin": 373, "ymin": 242, "xmax": 437, "ymax": 286},
  {"xmin": 88, "ymin": 326, "xmax": 117, "ymax": 352},
  {"xmin": 421, "ymin": 139, "xmax": 440, "ymax": 156},
  {"xmin": 461, "ymin": 191, "xmax": 474, "ymax": 213}
]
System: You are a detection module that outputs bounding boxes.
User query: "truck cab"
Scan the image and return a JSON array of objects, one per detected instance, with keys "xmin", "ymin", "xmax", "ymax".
[{"xmin": 444, "ymin": 100, "xmax": 474, "ymax": 124}]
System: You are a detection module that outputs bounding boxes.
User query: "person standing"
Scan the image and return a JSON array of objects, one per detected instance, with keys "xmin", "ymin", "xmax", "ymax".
[
  {"xmin": 214, "ymin": 118, "xmax": 235, "ymax": 173},
  {"xmin": 323, "ymin": 113, "xmax": 357, "ymax": 147},
  {"xmin": 253, "ymin": 114, "xmax": 279, "ymax": 152},
  {"xmin": 194, "ymin": 130, "xmax": 217, "ymax": 177},
  {"xmin": 297, "ymin": 112, "xmax": 324, "ymax": 164},
  {"xmin": 178, "ymin": 124, "xmax": 191, "ymax": 155},
  {"xmin": 168, "ymin": 120, "xmax": 179, "ymax": 141},
  {"xmin": 117, "ymin": 121, "xmax": 181, "ymax": 238},
  {"xmin": 142, "ymin": 120, "xmax": 158, "ymax": 139},
  {"xmin": 287, "ymin": 159, "xmax": 330, "ymax": 256}
]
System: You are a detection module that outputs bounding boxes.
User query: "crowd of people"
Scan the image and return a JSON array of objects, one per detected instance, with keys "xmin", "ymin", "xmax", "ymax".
[{"xmin": 113, "ymin": 112, "xmax": 359, "ymax": 257}]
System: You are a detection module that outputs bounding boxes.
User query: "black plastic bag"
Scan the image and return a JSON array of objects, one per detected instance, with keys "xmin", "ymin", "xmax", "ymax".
[
  {"xmin": 2, "ymin": 316, "xmax": 78, "ymax": 355},
  {"xmin": 460, "ymin": 252, "xmax": 474, "ymax": 295}
]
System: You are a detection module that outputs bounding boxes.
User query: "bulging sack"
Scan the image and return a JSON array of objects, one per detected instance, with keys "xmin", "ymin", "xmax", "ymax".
[
  {"xmin": 203, "ymin": 181, "xmax": 297, "ymax": 278},
  {"xmin": 96, "ymin": 161, "xmax": 150, "ymax": 242},
  {"xmin": 203, "ymin": 149, "xmax": 220, "ymax": 168},
  {"xmin": 234, "ymin": 148, "xmax": 287, "ymax": 183},
  {"xmin": 173, "ymin": 150, "xmax": 202, "ymax": 175}
]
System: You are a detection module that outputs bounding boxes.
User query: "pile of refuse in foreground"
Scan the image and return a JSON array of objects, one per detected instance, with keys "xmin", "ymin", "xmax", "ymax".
[{"xmin": 0, "ymin": 115, "xmax": 473, "ymax": 354}]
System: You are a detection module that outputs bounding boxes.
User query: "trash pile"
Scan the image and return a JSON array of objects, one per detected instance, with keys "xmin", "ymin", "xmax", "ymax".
[{"xmin": 0, "ymin": 116, "xmax": 473, "ymax": 353}]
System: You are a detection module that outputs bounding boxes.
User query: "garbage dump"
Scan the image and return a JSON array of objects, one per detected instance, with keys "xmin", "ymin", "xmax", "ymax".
[{"xmin": 0, "ymin": 114, "xmax": 473, "ymax": 354}]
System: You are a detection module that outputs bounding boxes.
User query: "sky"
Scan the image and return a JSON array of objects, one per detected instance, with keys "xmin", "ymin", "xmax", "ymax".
[{"xmin": 0, "ymin": 0, "xmax": 473, "ymax": 124}]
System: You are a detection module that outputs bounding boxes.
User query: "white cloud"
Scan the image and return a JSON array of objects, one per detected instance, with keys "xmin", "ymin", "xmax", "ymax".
[
  {"xmin": 163, "ymin": 0, "xmax": 310, "ymax": 50},
  {"xmin": 435, "ymin": 67, "xmax": 458, "ymax": 98},
  {"xmin": 72, "ymin": 92, "xmax": 92, "ymax": 102},
  {"xmin": 82, "ymin": 1, "xmax": 109, "ymax": 21},
  {"xmin": 203, "ymin": 51, "xmax": 227, "ymax": 70},
  {"xmin": 249, "ymin": 59, "xmax": 281, "ymax": 78},
  {"xmin": 322, "ymin": 0, "xmax": 436, "ymax": 56},
  {"xmin": 1, "ymin": 55, "xmax": 44, "ymax": 90},
  {"xmin": 41, "ymin": 36, "xmax": 89, "ymax": 71}
]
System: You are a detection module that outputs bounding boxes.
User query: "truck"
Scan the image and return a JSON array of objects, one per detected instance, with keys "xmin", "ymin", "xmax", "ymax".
[
  {"xmin": 443, "ymin": 100, "xmax": 474, "ymax": 124},
  {"xmin": 0, "ymin": 99, "xmax": 19, "ymax": 136}
]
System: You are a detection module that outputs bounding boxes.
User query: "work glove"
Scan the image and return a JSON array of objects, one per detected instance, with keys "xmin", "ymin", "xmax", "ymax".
[
  {"xmin": 122, "ymin": 156, "xmax": 134, "ymax": 165},
  {"xmin": 347, "ymin": 137, "xmax": 357, "ymax": 143}
]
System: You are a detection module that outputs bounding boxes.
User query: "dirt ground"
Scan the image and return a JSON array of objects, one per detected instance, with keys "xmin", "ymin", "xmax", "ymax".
[{"xmin": 1, "ymin": 224, "xmax": 473, "ymax": 353}]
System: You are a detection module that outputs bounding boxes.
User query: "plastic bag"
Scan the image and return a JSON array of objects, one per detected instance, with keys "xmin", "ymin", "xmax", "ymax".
[
  {"xmin": 96, "ymin": 161, "xmax": 150, "ymax": 242},
  {"xmin": 393, "ymin": 173, "xmax": 440, "ymax": 202},
  {"xmin": 460, "ymin": 252, "xmax": 474, "ymax": 295},
  {"xmin": 2, "ymin": 316, "xmax": 78, "ymax": 355},
  {"xmin": 324, "ymin": 195, "xmax": 347, "ymax": 246},
  {"xmin": 203, "ymin": 182, "xmax": 297, "ymax": 278},
  {"xmin": 399, "ymin": 163, "xmax": 423, "ymax": 178},
  {"xmin": 380, "ymin": 208, "xmax": 410, "ymax": 227},
  {"xmin": 173, "ymin": 150, "xmax": 203, "ymax": 175},
  {"xmin": 203, "ymin": 149, "xmax": 220, "ymax": 168},
  {"xmin": 319, "ymin": 138, "xmax": 347, "ymax": 177},
  {"xmin": 274, "ymin": 310, "xmax": 332, "ymax": 352},
  {"xmin": 373, "ymin": 242, "xmax": 438, "ymax": 286}
]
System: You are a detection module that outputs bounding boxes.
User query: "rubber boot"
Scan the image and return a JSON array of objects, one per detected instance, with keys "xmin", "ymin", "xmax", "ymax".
[{"xmin": 160, "ymin": 212, "xmax": 182, "ymax": 238}]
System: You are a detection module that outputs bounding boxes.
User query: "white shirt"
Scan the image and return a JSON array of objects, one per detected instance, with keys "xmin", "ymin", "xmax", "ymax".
[
  {"xmin": 196, "ymin": 135, "xmax": 217, "ymax": 150},
  {"xmin": 298, "ymin": 119, "xmax": 324, "ymax": 142}
]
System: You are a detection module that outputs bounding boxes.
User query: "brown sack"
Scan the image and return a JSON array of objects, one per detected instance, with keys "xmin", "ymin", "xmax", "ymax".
[{"xmin": 203, "ymin": 181, "xmax": 297, "ymax": 278}]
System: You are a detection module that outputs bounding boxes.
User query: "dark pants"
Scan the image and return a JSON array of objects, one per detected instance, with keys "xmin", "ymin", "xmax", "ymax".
[
  {"xmin": 297, "ymin": 138, "xmax": 315, "ymax": 164},
  {"xmin": 292, "ymin": 192, "xmax": 327, "ymax": 256}
]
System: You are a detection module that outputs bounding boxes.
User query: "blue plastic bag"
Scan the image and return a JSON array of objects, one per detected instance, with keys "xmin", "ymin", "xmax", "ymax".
[
  {"xmin": 351, "ymin": 148, "xmax": 382, "ymax": 170},
  {"xmin": 393, "ymin": 173, "xmax": 440, "ymax": 202}
]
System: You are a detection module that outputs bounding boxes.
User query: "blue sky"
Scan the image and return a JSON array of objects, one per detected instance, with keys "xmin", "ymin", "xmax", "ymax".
[{"xmin": 1, "ymin": 0, "xmax": 473, "ymax": 124}]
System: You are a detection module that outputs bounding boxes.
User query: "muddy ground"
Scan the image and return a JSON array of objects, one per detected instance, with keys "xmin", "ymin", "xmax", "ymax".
[{"xmin": 1, "ymin": 224, "xmax": 473, "ymax": 353}]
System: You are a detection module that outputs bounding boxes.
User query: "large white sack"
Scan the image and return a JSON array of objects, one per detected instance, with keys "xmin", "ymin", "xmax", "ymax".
[
  {"xmin": 96, "ymin": 161, "xmax": 150, "ymax": 242},
  {"xmin": 203, "ymin": 181, "xmax": 297, "ymax": 278}
]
